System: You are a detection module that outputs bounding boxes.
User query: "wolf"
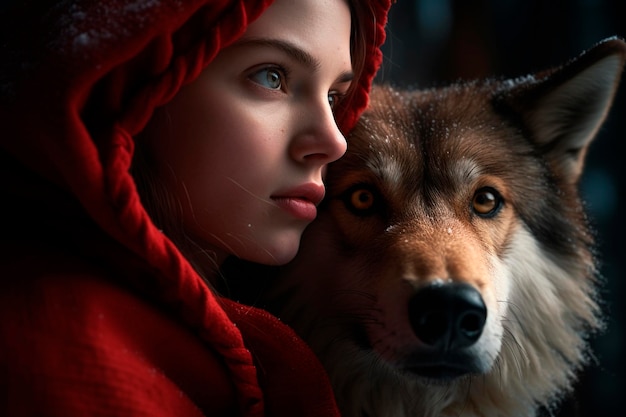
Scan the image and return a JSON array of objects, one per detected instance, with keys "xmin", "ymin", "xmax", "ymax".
[{"xmin": 227, "ymin": 37, "xmax": 626, "ymax": 416}]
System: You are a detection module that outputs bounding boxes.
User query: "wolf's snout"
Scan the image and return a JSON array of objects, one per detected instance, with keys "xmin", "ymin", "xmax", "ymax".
[{"xmin": 408, "ymin": 283, "xmax": 487, "ymax": 350}]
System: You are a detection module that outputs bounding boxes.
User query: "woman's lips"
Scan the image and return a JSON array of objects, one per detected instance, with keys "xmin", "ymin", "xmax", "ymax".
[
  {"xmin": 271, "ymin": 184, "xmax": 325, "ymax": 221},
  {"xmin": 271, "ymin": 197, "xmax": 318, "ymax": 221}
]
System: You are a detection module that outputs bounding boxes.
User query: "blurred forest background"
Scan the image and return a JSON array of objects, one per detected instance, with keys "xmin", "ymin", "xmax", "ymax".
[{"xmin": 375, "ymin": 1, "xmax": 624, "ymax": 416}]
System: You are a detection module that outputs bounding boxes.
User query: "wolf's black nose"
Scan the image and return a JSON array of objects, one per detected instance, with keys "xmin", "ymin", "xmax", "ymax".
[{"xmin": 408, "ymin": 282, "xmax": 487, "ymax": 350}]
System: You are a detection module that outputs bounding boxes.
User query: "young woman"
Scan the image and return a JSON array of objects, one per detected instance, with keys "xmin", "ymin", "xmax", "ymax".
[{"xmin": 0, "ymin": 0, "xmax": 391, "ymax": 416}]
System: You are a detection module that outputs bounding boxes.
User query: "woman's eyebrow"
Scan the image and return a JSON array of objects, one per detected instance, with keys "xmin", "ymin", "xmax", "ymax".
[
  {"xmin": 237, "ymin": 37, "xmax": 321, "ymax": 70},
  {"xmin": 235, "ymin": 37, "xmax": 354, "ymax": 83}
]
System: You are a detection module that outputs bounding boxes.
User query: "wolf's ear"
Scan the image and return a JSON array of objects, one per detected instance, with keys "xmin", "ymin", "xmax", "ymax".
[{"xmin": 500, "ymin": 37, "xmax": 626, "ymax": 182}]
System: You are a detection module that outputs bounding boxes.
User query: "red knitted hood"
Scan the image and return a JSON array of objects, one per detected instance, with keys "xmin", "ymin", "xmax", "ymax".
[{"xmin": 0, "ymin": 0, "xmax": 390, "ymax": 416}]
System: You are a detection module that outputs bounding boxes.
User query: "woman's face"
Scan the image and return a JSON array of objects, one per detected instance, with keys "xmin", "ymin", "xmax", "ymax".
[{"xmin": 144, "ymin": 0, "xmax": 352, "ymax": 266}]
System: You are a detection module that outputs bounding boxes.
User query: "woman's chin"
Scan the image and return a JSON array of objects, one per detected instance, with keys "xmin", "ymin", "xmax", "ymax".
[{"xmin": 250, "ymin": 235, "xmax": 302, "ymax": 267}]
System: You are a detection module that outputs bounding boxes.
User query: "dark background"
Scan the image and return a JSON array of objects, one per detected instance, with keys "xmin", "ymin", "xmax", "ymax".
[{"xmin": 375, "ymin": 1, "xmax": 625, "ymax": 415}]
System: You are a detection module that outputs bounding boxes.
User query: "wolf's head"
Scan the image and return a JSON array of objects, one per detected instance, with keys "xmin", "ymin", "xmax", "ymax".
[{"xmin": 248, "ymin": 38, "xmax": 626, "ymax": 417}]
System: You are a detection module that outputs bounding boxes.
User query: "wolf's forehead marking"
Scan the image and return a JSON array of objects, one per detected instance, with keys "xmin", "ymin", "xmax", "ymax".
[
  {"xmin": 364, "ymin": 144, "xmax": 405, "ymax": 190},
  {"xmin": 450, "ymin": 156, "xmax": 482, "ymax": 184}
]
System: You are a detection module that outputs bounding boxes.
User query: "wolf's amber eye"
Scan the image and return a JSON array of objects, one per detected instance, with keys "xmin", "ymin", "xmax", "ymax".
[
  {"xmin": 342, "ymin": 184, "xmax": 382, "ymax": 216},
  {"xmin": 351, "ymin": 189, "xmax": 375, "ymax": 211},
  {"xmin": 472, "ymin": 187, "xmax": 503, "ymax": 217}
]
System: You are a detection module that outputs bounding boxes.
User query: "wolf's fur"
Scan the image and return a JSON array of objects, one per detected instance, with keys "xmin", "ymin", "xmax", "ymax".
[{"xmin": 228, "ymin": 38, "xmax": 626, "ymax": 417}]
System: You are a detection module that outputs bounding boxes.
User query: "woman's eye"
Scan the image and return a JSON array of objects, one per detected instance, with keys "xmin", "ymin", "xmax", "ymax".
[
  {"xmin": 328, "ymin": 92, "xmax": 341, "ymax": 110},
  {"xmin": 249, "ymin": 67, "xmax": 284, "ymax": 90},
  {"xmin": 472, "ymin": 187, "xmax": 503, "ymax": 218}
]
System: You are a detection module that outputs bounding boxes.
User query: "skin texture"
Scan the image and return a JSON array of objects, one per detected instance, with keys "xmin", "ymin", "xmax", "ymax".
[{"xmin": 142, "ymin": 0, "xmax": 352, "ymax": 267}]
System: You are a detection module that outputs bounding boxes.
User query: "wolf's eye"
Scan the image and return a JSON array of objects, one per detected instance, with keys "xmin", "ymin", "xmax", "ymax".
[
  {"xmin": 472, "ymin": 187, "xmax": 503, "ymax": 217},
  {"xmin": 342, "ymin": 185, "xmax": 379, "ymax": 216},
  {"xmin": 351, "ymin": 189, "xmax": 374, "ymax": 211}
]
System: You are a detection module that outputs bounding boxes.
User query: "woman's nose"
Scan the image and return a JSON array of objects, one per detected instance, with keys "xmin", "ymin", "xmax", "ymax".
[{"xmin": 289, "ymin": 100, "xmax": 347, "ymax": 164}]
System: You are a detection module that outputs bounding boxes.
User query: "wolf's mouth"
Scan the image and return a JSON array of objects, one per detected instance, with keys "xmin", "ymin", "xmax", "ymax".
[
  {"xmin": 402, "ymin": 350, "xmax": 483, "ymax": 381},
  {"xmin": 404, "ymin": 363, "xmax": 473, "ymax": 381},
  {"xmin": 352, "ymin": 322, "xmax": 481, "ymax": 381}
]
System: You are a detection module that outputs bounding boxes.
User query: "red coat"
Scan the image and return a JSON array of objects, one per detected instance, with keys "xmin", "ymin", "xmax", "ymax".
[{"xmin": 0, "ymin": 0, "xmax": 390, "ymax": 416}]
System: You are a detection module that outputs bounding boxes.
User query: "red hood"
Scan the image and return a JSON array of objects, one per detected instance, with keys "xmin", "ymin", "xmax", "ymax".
[{"xmin": 0, "ymin": 0, "xmax": 391, "ymax": 415}]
